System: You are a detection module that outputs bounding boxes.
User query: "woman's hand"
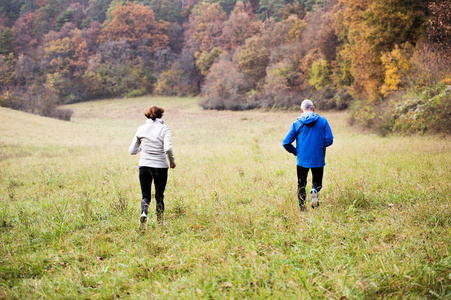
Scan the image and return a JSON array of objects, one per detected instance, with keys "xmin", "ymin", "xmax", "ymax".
[{"xmin": 170, "ymin": 163, "xmax": 176, "ymax": 169}]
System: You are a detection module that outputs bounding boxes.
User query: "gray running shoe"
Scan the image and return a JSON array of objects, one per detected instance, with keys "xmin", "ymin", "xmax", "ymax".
[
  {"xmin": 140, "ymin": 211, "xmax": 147, "ymax": 224},
  {"xmin": 310, "ymin": 188, "xmax": 319, "ymax": 208}
]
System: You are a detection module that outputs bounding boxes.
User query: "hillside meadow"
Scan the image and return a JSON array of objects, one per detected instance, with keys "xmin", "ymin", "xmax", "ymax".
[{"xmin": 0, "ymin": 97, "xmax": 450, "ymax": 299}]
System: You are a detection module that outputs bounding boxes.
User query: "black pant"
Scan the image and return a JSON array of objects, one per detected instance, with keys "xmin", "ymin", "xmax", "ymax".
[
  {"xmin": 297, "ymin": 166, "xmax": 323, "ymax": 206},
  {"xmin": 139, "ymin": 167, "xmax": 168, "ymax": 220}
]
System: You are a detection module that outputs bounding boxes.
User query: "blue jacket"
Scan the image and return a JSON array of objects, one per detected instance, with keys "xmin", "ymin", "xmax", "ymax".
[{"xmin": 282, "ymin": 112, "xmax": 333, "ymax": 168}]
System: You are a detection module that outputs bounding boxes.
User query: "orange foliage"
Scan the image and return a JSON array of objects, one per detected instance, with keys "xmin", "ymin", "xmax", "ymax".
[
  {"xmin": 337, "ymin": 0, "xmax": 427, "ymax": 101},
  {"xmin": 36, "ymin": 0, "xmax": 49, "ymax": 7},
  {"xmin": 70, "ymin": 29, "xmax": 89, "ymax": 77},
  {"xmin": 44, "ymin": 28, "xmax": 89, "ymax": 78},
  {"xmin": 99, "ymin": 1, "xmax": 170, "ymax": 50},
  {"xmin": 188, "ymin": 2, "xmax": 228, "ymax": 52},
  {"xmin": 220, "ymin": 2, "xmax": 261, "ymax": 51}
]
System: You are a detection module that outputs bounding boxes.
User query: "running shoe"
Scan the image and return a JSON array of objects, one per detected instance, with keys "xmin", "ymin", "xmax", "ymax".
[
  {"xmin": 300, "ymin": 203, "xmax": 306, "ymax": 212},
  {"xmin": 310, "ymin": 188, "xmax": 319, "ymax": 208},
  {"xmin": 140, "ymin": 211, "xmax": 147, "ymax": 224}
]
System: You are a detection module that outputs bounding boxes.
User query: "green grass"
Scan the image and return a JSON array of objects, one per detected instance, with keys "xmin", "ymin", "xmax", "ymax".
[{"xmin": 0, "ymin": 97, "xmax": 450, "ymax": 299}]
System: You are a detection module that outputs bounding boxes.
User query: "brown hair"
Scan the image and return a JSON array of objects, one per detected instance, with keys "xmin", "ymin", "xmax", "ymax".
[{"xmin": 144, "ymin": 106, "xmax": 165, "ymax": 120}]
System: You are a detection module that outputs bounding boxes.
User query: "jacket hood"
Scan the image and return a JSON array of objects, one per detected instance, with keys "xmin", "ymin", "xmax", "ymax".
[{"xmin": 297, "ymin": 112, "xmax": 319, "ymax": 125}]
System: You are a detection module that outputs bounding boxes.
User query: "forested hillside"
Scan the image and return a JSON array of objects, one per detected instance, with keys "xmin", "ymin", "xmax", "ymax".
[{"xmin": 0, "ymin": 0, "xmax": 450, "ymax": 134}]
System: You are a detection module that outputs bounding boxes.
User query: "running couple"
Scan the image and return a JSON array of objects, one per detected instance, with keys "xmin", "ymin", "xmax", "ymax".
[{"xmin": 130, "ymin": 99, "xmax": 333, "ymax": 226}]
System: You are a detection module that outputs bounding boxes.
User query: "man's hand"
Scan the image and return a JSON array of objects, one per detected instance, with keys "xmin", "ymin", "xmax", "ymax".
[{"xmin": 170, "ymin": 163, "xmax": 176, "ymax": 169}]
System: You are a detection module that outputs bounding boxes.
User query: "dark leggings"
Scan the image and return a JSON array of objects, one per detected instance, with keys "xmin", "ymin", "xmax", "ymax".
[
  {"xmin": 297, "ymin": 166, "xmax": 323, "ymax": 206},
  {"xmin": 139, "ymin": 167, "xmax": 168, "ymax": 219}
]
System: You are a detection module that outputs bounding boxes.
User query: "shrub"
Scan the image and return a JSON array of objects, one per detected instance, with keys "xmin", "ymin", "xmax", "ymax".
[
  {"xmin": 354, "ymin": 83, "xmax": 451, "ymax": 136},
  {"xmin": 391, "ymin": 83, "xmax": 451, "ymax": 135},
  {"xmin": 1, "ymin": 89, "xmax": 28, "ymax": 111},
  {"xmin": 154, "ymin": 48, "xmax": 200, "ymax": 96},
  {"xmin": 349, "ymin": 99, "xmax": 379, "ymax": 129},
  {"xmin": 310, "ymin": 86, "xmax": 352, "ymax": 111},
  {"xmin": 200, "ymin": 57, "xmax": 252, "ymax": 110},
  {"xmin": 53, "ymin": 109, "xmax": 74, "ymax": 121},
  {"xmin": 126, "ymin": 88, "xmax": 147, "ymax": 98},
  {"xmin": 38, "ymin": 83, "xmax": 59, "ymax": 118}
]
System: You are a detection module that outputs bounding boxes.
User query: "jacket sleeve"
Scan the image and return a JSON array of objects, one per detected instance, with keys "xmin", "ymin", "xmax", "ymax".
[
  {"xmin": 324, "ymin": 120, "xmax": 333, "ymax": 147},
  {"xmin": 129, "ymin": 134, "xmax": 141, "ymax": 155},
  {"xmin": 163, "ymin": 127, "xmax": 176, "ymax": 165},
  {"xmin": 282, "ymin": 123, "xmax": 297, "ymax": 155}
]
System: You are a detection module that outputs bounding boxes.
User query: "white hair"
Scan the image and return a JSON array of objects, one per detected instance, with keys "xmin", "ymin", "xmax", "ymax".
[{"xmin": 301, "ymin": 99, "xmax": 315, "ymax": 111}]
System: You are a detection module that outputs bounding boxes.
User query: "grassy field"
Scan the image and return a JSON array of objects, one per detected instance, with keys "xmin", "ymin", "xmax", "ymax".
[{"xmin": 0, "ymin": 97, "xmax": 450, "ymax": 299}]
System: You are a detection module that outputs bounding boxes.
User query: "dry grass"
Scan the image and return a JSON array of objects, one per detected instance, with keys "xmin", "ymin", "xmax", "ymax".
[{"xmin": 0, "ymin": 97, "xmax": 450, "ymax": 299}]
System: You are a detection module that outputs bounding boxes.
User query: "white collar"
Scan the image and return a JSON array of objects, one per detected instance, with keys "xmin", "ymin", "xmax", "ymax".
[{"xmin": 146, "ymin": 118, "xmax": 164, "ymax": 124}]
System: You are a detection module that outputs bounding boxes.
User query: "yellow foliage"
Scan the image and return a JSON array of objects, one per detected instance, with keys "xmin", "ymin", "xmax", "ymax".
[
  {"xmin": 46, "ymin": 74, "xmax": 55, "ymax": 87},
  {"xmin": 381, "ymin": 43, "xmax": 414, "ymax": 96},
  {"xmin": 285, "ymin": 15, "xmax": 306, "ymax": 43},
  {"xmin": 45, "ymin": 37, "xmax": 71, "ymax": 55}
]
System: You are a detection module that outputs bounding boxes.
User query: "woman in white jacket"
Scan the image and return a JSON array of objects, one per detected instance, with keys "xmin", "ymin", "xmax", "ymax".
[{"xmin": 129, "ymin": 106, "xmax": 176, "ymax": 225}]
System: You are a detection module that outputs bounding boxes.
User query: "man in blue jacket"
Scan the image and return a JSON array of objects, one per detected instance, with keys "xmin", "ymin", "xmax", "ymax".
[{"xmin": 283, "ymin": 99, "xmax": 334, "ymax": 211}]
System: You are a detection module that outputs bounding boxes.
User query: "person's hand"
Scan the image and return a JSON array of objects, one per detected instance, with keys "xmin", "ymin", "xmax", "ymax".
[{"xmin": 170, "ymin": 163, "xmax": 176, "ymax": 169}]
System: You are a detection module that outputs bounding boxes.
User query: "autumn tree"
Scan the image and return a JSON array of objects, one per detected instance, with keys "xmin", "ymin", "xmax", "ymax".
[
  {"xmin": 298, "ymin": 0, "xmax": 331, "ymax": 11},
  {"xmin": 43, "ymin": 27, "xmax": 89, "ymax": 102},
  {"xmin": 309, "ymin": 58, "xmax": 331, "ymax": 90},
  {"xmin": 33, "ymin": 0, "xmax": 65, "ymax": 37},
  {"xmin": 317, "ymin": 12, "xmax": 338, "ymax": 62},
  {"xmin": 15, "ymin": 54, "xmax": 37, "ymax": 88},
  {"xmin": 336, "ymin": 0, "xmax": 428, "ymax": 101},
  {"xmin": 0, "ymin": 0, "xmax": 31, "ymax": 26},
  {"xmin": 0, "ymin": 53, "xmax": 17, "ymax": 89},
  {"xmin": 195, "ymin": 47, "xmax": 223, "ymax": 76},
  {"xmin": 427, "ymin": 0, "xmax": 451, "ymax": 61},
  {"xmin": 167, "ymin": 22, "xmax": 184, "ymax": 53},
  {"xmin": 264, "ymin": 60, "xmax": 300, "ymax": 107},
  {"xmin": 14, "ymin": 54, "xmax": 39, "ymax": 112},
  {"xmin": 144, "ymin": 0, "xmax": 184, "ymax": 23},
  {"xmin": 154, "ymin": 47, "xmax": 200, "ymax": 96},
  {"xmin": 259, "ymin": 17, "xmax": 297, "ymax": 49},
  {"xmin": 82, "ymin": 0, "xmax": 113, "ymax": 27},
  {"xmin": 83, "ymin": 20, "xmax": 102, "ymax": 52},
  {"xmin": 99, "ymin": 1, "xmax": 170, "ymax": 51},
  {"xmin": 257, "ymin": 0, "xmax": 285, "ymax": 21},
  {"xmin": 193, "ymin": 2, "xmax": 260, "ymax": 79},
  {"xmin": 70, "ymin": 29, "xmax": 89, "ymax": 78},
  {"xmin": 12, "ymin": 12, "xmax": 39, "ymax": 55},
  {"xmin": 220, "ymin": 2, "xmax": 261, "ymax": 51},
  {"xmin": 0, "ymin": 27, "xmax": 13, "ymax": 54},
  {"xmin": 380, "ymin": 43, "xmax": 414, "ymax": 96},
  {"xmin": 200, "ymin": 56, "xmax": 249, "ymax": 110},
  {"xmin": 279, "ymin": 2, "xmax": 306, "ymax": 20},
  {"xmin": 185, "ymin": 2, "xmax": 227, "ymax": 53},
  {"xmin": 238, "ymin": 35, "xmax": 270, "ymax": 85},
  {"xmin": 56, "ymin": 3, "xmax": 86, "ymax": 30},
  {"xmin": 83, "ymin": 39, "xmax": 149, "ymax": 98}
]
